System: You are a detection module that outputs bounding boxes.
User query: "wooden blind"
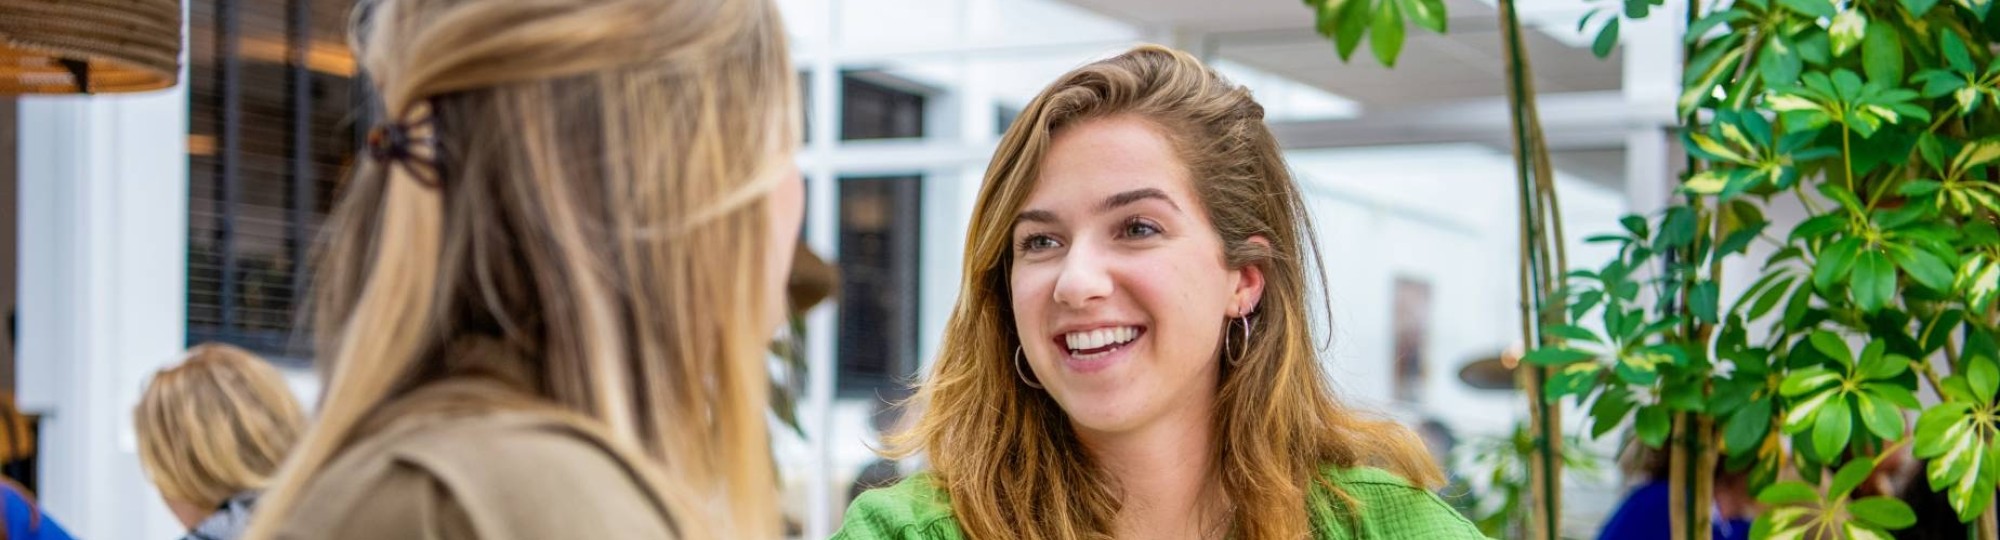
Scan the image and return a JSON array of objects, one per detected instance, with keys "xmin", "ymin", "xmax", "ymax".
[{"xmin": 187, "ymin": 0, "xmax": 356, "ymax": 360}]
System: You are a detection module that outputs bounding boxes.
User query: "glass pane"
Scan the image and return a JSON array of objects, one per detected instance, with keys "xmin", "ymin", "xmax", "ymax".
[{"xmin": 836, "ymin": 175, "xmax": 923, "ymax": 399}]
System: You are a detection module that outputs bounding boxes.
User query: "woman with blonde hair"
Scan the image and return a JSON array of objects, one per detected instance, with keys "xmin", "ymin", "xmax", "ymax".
[
  {"xmin": 242, "ymin": 0, "xmax": 803, "ymax": 537},
  {"xmin": 136, "ymin": 343, "xmax": 306, "ymax": 539},
  {"xmin": 836, "ymin": 45, "xmax": 1483, "ymax": 540}
]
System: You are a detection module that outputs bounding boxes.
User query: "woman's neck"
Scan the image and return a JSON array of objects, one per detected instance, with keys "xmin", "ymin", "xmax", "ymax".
[{"xmin": 1077, "ymin": 403, "xmax": 1230, "ymax": 540}]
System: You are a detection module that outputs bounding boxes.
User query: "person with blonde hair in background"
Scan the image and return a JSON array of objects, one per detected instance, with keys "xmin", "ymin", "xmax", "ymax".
[
  {"xmin": 136, "ymin": 343, "xmax": 306, "ymax": 540},
  {"xmin": 240, "ymin": 0, "xmax": 804, "ymax": 537},
  {"xmin": 836, "ymin": 45, "xmax": 1484, "ymax": 540}
]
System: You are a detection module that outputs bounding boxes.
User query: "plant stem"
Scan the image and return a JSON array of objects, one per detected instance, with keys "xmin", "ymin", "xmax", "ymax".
[
  {"xmin": 1795, "ymin": 182, "xmax": 1826, "ymax": 215},
  {"xmin": 1981, "ymin": 502, "xmax": 1997, "ymax": 540},
  {"xmin": 1923, "ymin": 355, "xmax": 1951, "ymax": 401},
  {"xmin": 1843, "ymin": 127, "xmax": 1856, "ymax": 194}
]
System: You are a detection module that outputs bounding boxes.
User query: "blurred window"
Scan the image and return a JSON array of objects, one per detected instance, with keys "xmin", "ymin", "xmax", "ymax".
[{"xmin": 186, "ymin": 0, "xmax": 358, "ymax": 359}]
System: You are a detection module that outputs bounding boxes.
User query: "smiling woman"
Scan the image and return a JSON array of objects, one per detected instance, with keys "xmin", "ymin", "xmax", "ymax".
[{"xmin": 834, "ymin": 44, "xmax": 1487, "ymax": 540}]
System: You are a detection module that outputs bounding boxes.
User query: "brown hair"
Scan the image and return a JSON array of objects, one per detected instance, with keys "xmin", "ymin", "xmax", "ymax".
[
  {"xmin": 134, "ymin": 343, "xmax": 306, "ymax": 510},
  {"xmin": 246, "ymin": 0, "xmax": 798, "ymax": 537},
  {"xmin": 887, "ymin": 44, "xmax": 1443, "ymax": 540}
]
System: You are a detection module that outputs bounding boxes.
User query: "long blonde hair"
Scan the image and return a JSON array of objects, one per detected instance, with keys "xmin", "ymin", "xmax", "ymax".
[
  {"xmin": 246, "ymin": 0, "xmax": 797, "ymax": 537},
  {"xmin": 888, "ymin": 45, "xmax": 1442, "ymax": 540},
  {"xmin": 135, "ymin": 343, "xmax": 307, "ymax": 510}
]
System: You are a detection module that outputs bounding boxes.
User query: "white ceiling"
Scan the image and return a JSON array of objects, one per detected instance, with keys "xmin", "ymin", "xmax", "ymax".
[
  {"xmin": 1057, "ymin": 0, "xmax": 1634, "ymax": 187},
  {"xmin": 1059, "ymin": 0, "xmax": 1623, "ymax": 108}
]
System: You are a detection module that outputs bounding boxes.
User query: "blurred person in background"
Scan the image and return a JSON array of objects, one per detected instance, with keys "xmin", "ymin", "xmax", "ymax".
[
  {"xmin": 1597, "ymin": 439, "xmax": 1754, "ymax": 540},
  {"xmin": 136, "ymin": 343, "xmax": 308, "ymax": 540},
  {"xmin": 0, "ymin": 394, "xmax": 70, "ymax": 540},
  {"xmin": 836, "ymin": 45, "xmax": 1482, "ymax": 540},
  {"xmin": 238, "ymin": 0, "xmax": 805, "ymax": 537}
]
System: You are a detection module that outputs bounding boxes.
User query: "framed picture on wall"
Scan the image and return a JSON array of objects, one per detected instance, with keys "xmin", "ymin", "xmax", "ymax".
[{"xmin": 1393, "ymin": 278, "xmax": 1431, "ymax": 403}]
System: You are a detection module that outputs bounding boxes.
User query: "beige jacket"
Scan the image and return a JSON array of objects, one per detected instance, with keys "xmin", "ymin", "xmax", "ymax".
[{"xmin": 272, "ymin": 380, "xmax": 685, "ymax": 540}]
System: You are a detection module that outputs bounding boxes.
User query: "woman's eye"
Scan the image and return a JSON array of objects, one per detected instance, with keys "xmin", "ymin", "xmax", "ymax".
[
  {"xmin": 1017, "ymin": 234, "xmax": 1061, "ymax": 253},
  {"xmin": 1121, "ymin": 220, "xmax": 1162, "ymax": 239}
]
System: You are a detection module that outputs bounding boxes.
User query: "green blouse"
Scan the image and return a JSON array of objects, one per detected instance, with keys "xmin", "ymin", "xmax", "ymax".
[{"xmin": 833, "ymin": 466, "xmax": 1489, "ymax": 539}]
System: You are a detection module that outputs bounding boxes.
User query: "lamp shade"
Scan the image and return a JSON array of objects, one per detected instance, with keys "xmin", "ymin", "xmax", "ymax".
[{"xmin": 0, "ymin": 0, "xmax": 180, "ymax": 94}]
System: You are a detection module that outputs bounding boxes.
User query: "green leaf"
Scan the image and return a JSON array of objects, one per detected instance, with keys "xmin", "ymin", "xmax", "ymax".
[
  {"xmin": 1760, "ymin": 36, "xmax": 1805, "ymax": 87},
  {"xmin": 1945, "ymin": 443, "xmax": 1996, "ymax": 522},
  {"xmin": 1862, "ymin": 21, "xmax": 1904, "ymax": 84},
  {"xmin": 1914, "ymin": 402, "xmax": 1972, "ymax": 458},
  {"xmin": 1904, "ymin": 0, "xmax": 1941, "ymax": 16},
  {"xmin": 1657, "ymin": 207, "xmax": 1698, "ymax": 249},
  {"xmin": 1847, "ymin": 523, "xmax": 1896, "ymax": 540},
  {"xmin": 1328, "ymin": 0, "xmax": 1374, "ymax": 61},
  {"xmin": 1544, "ymin": 324, "xmax": 1602, "ymax": 344},
  {"xmin": 1692, "ymin": 281, "xmax": 1721, "ymax": 324},
  {"xmin": 1546, "ymin": 362, "xmax": 1602, "ymax": 400},
  {"xmin": 1686, "ymin": 170, "xmax": 1735, "ymax": 196},
  {"xmin": 1621, "ymin": 215, "xmax": 1649, "ymax": 239},
  {"xmin": 1951, "ymin": 139, "xmax": 2000, "ymax": 175},
  {"xmin": 1889, "ymin": 243, "xmax": 1956, "ymax": 291},
  {"xmin": 1820, "ymin": 182, "xmax": 1866, "ymax": 214},
  {"xmin": 1682, "ymin": 45, "xmax": 1747, "ymax": 116},
  {"xmin": 1402, "ymin": 0, "xmax": 1447, "ymax": 33},
  {"xmin": 1793, "ymin": 213, "xmax": 1848, "ymax": 241},
  {"xmin": 1812, "ymin": 393, "xmax": 1853, "ymax": 459},
  {"xmin": 1834, "ymin": 456, "xmax": 1879, "ymax": 499},
  {"xmin": 1662, "ymin": 382, "xmax": 1708, "ymax": 412},
  {"xmin": 1778, "ymin": 0, "xmax": 1837, "ymax": 18},
  {"xmin": 1690, "ymin": 132, "xmax": 1752, "ymax": 164},
  {"xmin": 1757, "ymin": 481, "xmax": 1822, "ymax": 505},
  {"xmin": 1862, "ymin": 352, "xmax": 1910, "ymax": 381},
  {"xmin": 1942, "ymin": 31, "xmax": 1974, "ymax": 73},
  {"xmin": 1570, "ymin": 290, "xmax": 1604, "ymax": 319},
  {"xmin": 1797, "ymin": 30, "xmax": 1833, "ymax": 65},
  {"xmin": 1921, "ymin": 310, "xmax": 1965, "ymax": 354},
  {"xmin": 1717, "ymin": 220, "xmax": 1766, "ymax": 257},
  {"xmin": 1687, "ymin": 10, "xmax": 1750, "ymax": 41},
  {"xmin": 1869, "ymin": 383, "xmax": 1922, "ymax": 409},
  {"xmin": 1854, "ymin": 248, "xmax": 1896, "ymax": 313},
  {"xmin": 1900, "ymin": 179, "xmax": 1943, "ymax": 196},
  {"xmin": 1970, "ymin": 355, "xmax": 1998, "ymax": 404},
  {"xmin": 1369, "ymin": 0, "xmax": 1406, "ymax": 67},
  {"xmin": 1523, "ymin": 347, "xmax": 1596, "ymax": 366},
  {"xmin": 1857, "ymin": 393, "xmax": 1907, "ymax": 440},
  {"xmin": 1831, "ymin": 69, "xmax": 1865, "ymax": 101},
  {"xmin": 1784, "ymin": 274, "xmax": 1815, "ymax": 328},
  {"xmin": 1593, "ymin": 17, "xmax": 1621, "ymax": 59},
  {"xmin": 1858, "ymin": 340, "xmax": 1901, "ymax": 378},
  {"xmin": 1637, "ymin": 405, "xmax": 1671, "ymax": 447},
  {"xmin": 1590, "ymin": 388, "xmax": 1638, "ymax": 438},
  {"xmin": 1967, "ymin": 259, "xmax": 2000, "ymax": 313},
  {"xmin": 1783, "ymin": 367, "xmax": 1843, "ymax": 396},
  {"xmin": 1851, "ymin": 496, "xmax": 1919, "ymax": 529},
  {"xmin": 1786, "ymin": 388, "xmax": 1839, "ymax": 432},
  {"xmin": 1750, "ymin": 275, "xmax": 1798, "ymax": 320},
  {"xmin": 1829, "ymin": 9, "xmax": 1865, "ymax": 57},
  {"xmin": 1811, "ymin": 330, "xmax": 1856, "ymax": 366},
  {"xmin": 1725, "ymin": 398, "xmax": 1774, "ymax": 455}
]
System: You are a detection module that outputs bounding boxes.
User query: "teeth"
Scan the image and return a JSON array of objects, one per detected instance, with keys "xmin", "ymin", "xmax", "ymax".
[{"xmin": 1064, "ymin": 326, "xmax": 1139, "ymax": 351}]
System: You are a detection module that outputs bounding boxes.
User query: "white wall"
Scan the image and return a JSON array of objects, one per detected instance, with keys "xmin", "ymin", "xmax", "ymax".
[{"xmin": 16, "ymin": 85, "xmax": 190, "ymax": 538}]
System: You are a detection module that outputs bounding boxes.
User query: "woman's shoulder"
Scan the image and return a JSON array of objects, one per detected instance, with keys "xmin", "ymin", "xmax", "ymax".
[
  {"xmin": 1312, "ymin": 465, "xmax": 1488, "ymax": 539},
  {"xmin": 279, "ymin": 411, "xmax": 680, "ymax": 540},
  {"xmin": 835, "ymin": 473, "xmax": 964, "ymax": 540}
]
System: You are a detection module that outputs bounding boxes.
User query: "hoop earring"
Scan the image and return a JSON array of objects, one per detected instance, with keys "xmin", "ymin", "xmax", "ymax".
[
  {"xmin": 1227, "ymin": 314, "xmax": 1254, "ymax": 367},
  {"xmin": 1016, "ymin": 347, "xmax": 1044, "ymax": 389}
]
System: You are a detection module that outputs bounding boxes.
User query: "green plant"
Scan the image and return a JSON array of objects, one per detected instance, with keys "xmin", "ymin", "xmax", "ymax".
[
  {"xmin": 1522, "ymin": 0, "xmax": 2000, "ymax": 535},
  {"xmin": 1464, "ymin": 425, "xmax": 1604, "ymax": 539},
  {"xmin": 1303, "ymin": 0, "xmax": 1577, "ymax": 535}
]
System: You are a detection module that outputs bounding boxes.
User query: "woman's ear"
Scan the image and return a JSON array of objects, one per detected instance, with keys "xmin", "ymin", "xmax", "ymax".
[{"xmin": 1233, "ymin": 236, "xmax": 1272, "ymax": 315}]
